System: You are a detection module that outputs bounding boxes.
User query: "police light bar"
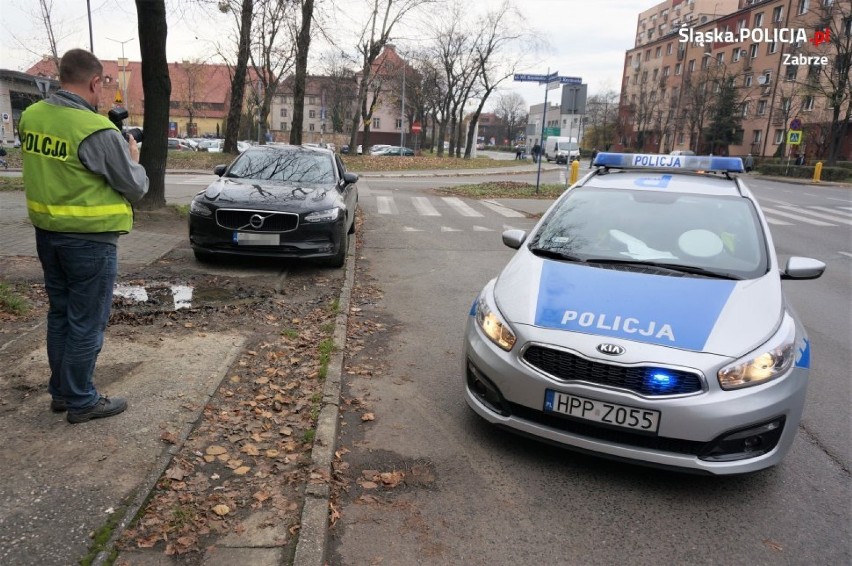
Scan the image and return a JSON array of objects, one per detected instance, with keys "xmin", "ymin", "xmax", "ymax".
[{"xmin": 593, "ymin": 152, "xmax": 744, "ymax": 173}]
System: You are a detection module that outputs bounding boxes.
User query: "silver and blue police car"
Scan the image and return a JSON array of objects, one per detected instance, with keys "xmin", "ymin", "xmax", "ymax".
[{"xmin": 463, "ymin": 153, "xmax": 826, "ymax": 475}]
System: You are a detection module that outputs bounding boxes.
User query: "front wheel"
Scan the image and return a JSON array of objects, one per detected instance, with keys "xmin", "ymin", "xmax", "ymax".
[{"xmin": 322, "ymin": 226, "xmax": 348, "ymax": 268}]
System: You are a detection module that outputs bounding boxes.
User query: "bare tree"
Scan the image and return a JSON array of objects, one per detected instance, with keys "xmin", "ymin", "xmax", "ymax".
[
  {"xmin": 134, "ymin": 0, "xmax": 170, "ymax": 210},
  {"xmin": 175, "ymin": 59, "xmax": 207, "ymax": 137},
  {"xmin": 219, "ymin": 0, "xmax": 254, "ymax": 154},
  {"xmin": 796, "ymin": 1, "xmax": 852, "ymax": 165},
  {"xmin": 7, "ymin": 0, "xmax": 63, "ymax": 74},
  {"xmin": 318, "ymin": 51, "xmax": 359, "ymax": 134},
  {"xmin": 585, "ymin": 90, "xmax": 619, "ymax": 150},
  {"xmin": 289, "ymin": 0, "xmax": 315, "ymax": 145},
  {"xmin": 491, "ymin": 92, "xmax": 527, "ymax": 145},
  {"xmin": 346, "ymin": 0, "xmax": 423, "ymax": 153}
]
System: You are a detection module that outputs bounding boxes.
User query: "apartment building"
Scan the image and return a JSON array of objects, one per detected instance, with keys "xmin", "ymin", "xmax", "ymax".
[{"xmin": 619, "ymin": 0, "xmax": 851, "ymax": 160}]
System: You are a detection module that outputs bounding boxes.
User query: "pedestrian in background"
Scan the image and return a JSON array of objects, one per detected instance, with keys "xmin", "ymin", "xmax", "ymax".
[
  {"xmin": 744, "ymin": 153, "xmax": 754, "ymax": 172},
  {"xmin": 532, "ymin": 143, "xmax": 541, "ymax": 163},
  {"xmin": 19, "ymin": 48, "xmax": 149, "ymax": 424},
  {"xmin": 590, "ymin": 147, "xmax": 598, "ymax": 168}
]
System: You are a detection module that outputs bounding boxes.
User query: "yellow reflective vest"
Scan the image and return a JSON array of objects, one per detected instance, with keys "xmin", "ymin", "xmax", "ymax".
[{"xmin": 20, "ymin": 102, "xmax": 133, "ymax": 233}]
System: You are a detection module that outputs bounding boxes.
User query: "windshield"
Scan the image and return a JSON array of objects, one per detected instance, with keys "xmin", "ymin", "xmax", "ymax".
[
  {"xmin": 528, "ymin": 187, "xmax": 769, "ymax": 279},
  {"xmin": 226, "ymin": 149, "xmax": 336, "ymax": 185}
]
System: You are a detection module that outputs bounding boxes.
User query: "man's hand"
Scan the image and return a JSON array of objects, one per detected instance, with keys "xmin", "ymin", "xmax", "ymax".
[{"xmin": 128, "ymin": 136, "xmax": 140, "ymax": 163}]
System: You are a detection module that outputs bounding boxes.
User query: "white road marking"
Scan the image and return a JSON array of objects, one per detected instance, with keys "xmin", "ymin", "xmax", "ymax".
[
  {"xmin": 838, "ymin": 251, "xmax": 852, "ymax": 259},
  {"xmin": 761, "ymin": 207, "xmax": 834, "ymax": 226},
  {"xmin": 377, "ymin": 196, "xmax": 398, "ymax": 215},
  {"xmin": 778, "ymin": 205, "xmax": 852, "ymax": 225},
  {"xmin": 764, "ymin": 217, "xmax": 794, "ymax": 226},
  {"xmin": 472, "ymin": 226, "xmax": 494, "ymax": 231},
  {"xmin": 441, "ymin": 226, "xmax": 462, "ymax": 232},
  {"xmin": 412, "ymin": 196, "xmax": 441, "ymax": 216},
  {"xmin": 481, "ymin": 200, "xmax": 525, "ymax": 217},
  {"xmin": 809, "ymin": 206, "xmax": 852, "ymax": 218},
  {"xmin": 442, "ymin": 197, "xmax": 483, "ymax": 217},
  {"xmin": 403, "ymin": 226, "xmax": 422, "ymax": 232}
]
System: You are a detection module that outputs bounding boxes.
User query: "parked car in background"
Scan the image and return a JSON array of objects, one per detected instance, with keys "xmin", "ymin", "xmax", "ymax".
[
  {"xmin": 375, "ymin": 146, "xmax": 414, "ymax": 156},
  {"xmin": 671, "ymin": 150, "xmax": 696, "ymax": 156},
  {"xmin": 188, "ymin": 145, "xmax": 359, "ymax": 268},
  {"xmin": 369, "ymin": 144, "xmax": 392, "ymax": 155},
  {"xmin": 168, "ymin": 138, "xmax": 194, "ymax": 151},
  {"xmin": 199, "ymin": 139, "xmax": 224, "ymax": 152}
]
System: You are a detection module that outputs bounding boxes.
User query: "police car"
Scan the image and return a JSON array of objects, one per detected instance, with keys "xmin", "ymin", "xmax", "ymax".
[{"xmin": 463, "ymin": 153, "xmax": 826, "ymax": 475}]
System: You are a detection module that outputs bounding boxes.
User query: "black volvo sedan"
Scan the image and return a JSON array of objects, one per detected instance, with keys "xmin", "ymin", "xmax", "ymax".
[{"xmin": 188, "ymin": 145, "xmax": 358, "ymax": 268}]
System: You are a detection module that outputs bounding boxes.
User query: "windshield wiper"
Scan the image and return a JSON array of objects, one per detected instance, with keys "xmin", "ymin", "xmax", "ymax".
[
  {"xmin": 587, "ymin": 258, "xmax": 742, "ymax": 280},
  {"xmin": 529, "ymin": 246, "xmax": 585, "ymax": 263}
]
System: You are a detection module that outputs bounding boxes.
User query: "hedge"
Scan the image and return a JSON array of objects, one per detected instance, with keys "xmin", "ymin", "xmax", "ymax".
[{"xmin": 755, "ymin": 163, "xmax": 852, "ymax": 182}]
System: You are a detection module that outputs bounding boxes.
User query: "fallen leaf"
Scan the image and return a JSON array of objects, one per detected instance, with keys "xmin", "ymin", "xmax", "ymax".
[
  {"xmin": 380, "ymin": 471, "xmax": 405, "ymax": 487},
  {"xmin": 241, "ymin": 444, "xmax": 260, "ymax": 456},
  {"xmin": 253, "ymin": 491, "xmax": 271, "ymax": 502},
  {"xmin": 763, "ymin": 539, "xmax": 783, "ymax": 552},
  {"xmin": 234, "ymin": 466, "xmax": 251, "ymax": 475},
  {"xmin": 160, "ymin": 431, "xmax": 178, "ymax": 444},
  {"xmin": 359, "ymin": 481, "xmax": 378, "ymax": 489},
  {"xmin": 265, "ymin": 449, "xmax": 280, "ymax": 458},
  {"xmin": 361, "ymin": 413, "xmax": 375, "ymax": 422},
  {"xmin": 206, "ymin": 446, "xmax": 228, "ymax": 456},
  {"xmin": 212, "ymin": 504, "xmax": 230, "ymax": 516}
]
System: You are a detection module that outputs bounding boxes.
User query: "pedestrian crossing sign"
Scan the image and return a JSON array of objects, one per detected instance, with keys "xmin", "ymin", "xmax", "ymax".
[
  {"xmin": 787, "ymin": 130, "xmax": 802, "ymax": 145},
  {"xmin": 114, "ymin": 89, "xmax": 123, "ymax": 105}
]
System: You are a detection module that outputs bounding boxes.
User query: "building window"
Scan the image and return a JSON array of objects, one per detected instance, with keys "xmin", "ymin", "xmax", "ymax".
[
  {"xmin": 280, "ymin": 108, "xmax": 286, "ymax": 117},
  {"xmin": 688, "ymin": 59, "xmax": 695, "ymax": 72},
  {"xmin": 309, "ymin": 109, "xmax": 316, "ymax": 118},
  {"xmin": 745, "ymin": 74, "xmax": 753, "ymax": 87},
  {"xmin": 652, "ymin": 69, "xmax": 659, "ymax": 81},
  {"xmin": 772, "ymin": 6, "xmax": 783, "ymax": 22},
  {"xmin": 675, "ymin": 63, "xmax": 682, "ymax": 75},
  {"xmin": 677, "ymin": 132, "xmax": 685, "ymax": 144},
  {"xmin": 754, "ymin": 13, "xmax": 763, "ymax": 26},
  {"xmin": 716, "ymin": 52, "xmax": 724, "ymax": 65},
  {"xmin": 373, "ymin": 117, "xmax": 380, "ymax": 129},
  {"xmin": 396, "ymin": 118, "xmax": 402, "ymax": 129},
  {"xmin": 757, "ymin": 100, "xmax": 767, "ymax": 115},
  {"xmin": 752, "ymin": 130, "xmax": 762, "ymax": 144},
  {"xmin": 308, "ymin": 96, "xmax": 317, "ymax": 105},
  {"xmin": 767, "ymin": 41, "xmax": 777, "ymax": 54},
  {"xmin": 762, "ymin": 71, "xmax": 772, "ymax": 84},
  {"xmin": 732, "ymin": 48, "xmax": 741, "ymax": 62},
  {"xmin": 655, "ymin": 46, "xmax": 662, "ymax": 58},
  {"xmin": 803, "ymin": 95, "xmax": 815, "ymax": 111},
  {"xmin": 774, "ymin": 129, "xmax": 784, "ymax": 144},
  {"xmin": 741, "ymin": 102, "xmax": 750, "ymax": 117},
  {"xmin": 645, "ymin": 50, "xmax": 651, "ymax": 61},
  {"xmin": 797, "ymin": 0, "xmax": 809, "ymax": 14},
  {"xmin": 701, "ymin": 56, "xmax": 709, "ymax": 69},
  {"xmin": 781, "ymin": 97, "xmax": 792, "ymax": 113},
  {"xmin": 750, "ymin": 44, "xmax": 759, "ymax": 58},
  {"xmin": 280, "ymin": 122, "xmax": 286, "ymax": 130},
  {"xmin": 309, "ymin": 123, "xmax": 315, "ymax": 131},
  {"xmin": 663, "ymin": 66, "xmax": 670, "ymax": 77},
  {"xmin": 785, "ymin": 65, "xmax": 797, "ymax": 80},
  {"xmin": 666, "ymin": 42, "xmax": 673, "ymax": 55}
]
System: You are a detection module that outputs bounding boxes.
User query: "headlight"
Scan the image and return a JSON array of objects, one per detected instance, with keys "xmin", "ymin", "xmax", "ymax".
[
  {"xmin": 475, "ymin": 296, "xmax": 516, "ymax": 351},
  {"xmin": 304, "ymin": 208, "xmax": 340, "ymax": 223},
  {"xmin": 190, "ymin": 200, "xmax": 213, "ymax": 217},
  {"xmin": 718, "ymin": 317, "xmax": 797, "ymax": 390}
]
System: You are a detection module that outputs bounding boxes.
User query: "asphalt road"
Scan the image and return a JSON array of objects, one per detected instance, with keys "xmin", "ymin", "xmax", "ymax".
[{"xmin": 327, "ymin": 173, "xmax": 851, "ymax": 565}]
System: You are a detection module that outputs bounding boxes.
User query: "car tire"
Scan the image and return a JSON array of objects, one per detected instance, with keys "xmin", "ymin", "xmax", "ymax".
[
  {"xmin": 323, "ymin": 226, "xmax": 348, "ymax": 268},
  {"xmin": 347, "ymin": 214, "xmax": 356, "ymax": 234}
]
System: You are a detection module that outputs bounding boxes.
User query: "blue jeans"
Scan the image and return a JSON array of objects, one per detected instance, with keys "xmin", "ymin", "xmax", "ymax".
[{"xmin": 35, "ymin": 229, "xmax": 117, "ymax": 411}]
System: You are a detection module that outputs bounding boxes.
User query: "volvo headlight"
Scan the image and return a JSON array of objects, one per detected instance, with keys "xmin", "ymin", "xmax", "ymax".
[
  {"xmin": 718, "ymin": 317, "xmax": 797, "ymax": 390},
  {"xmin": 190, "ymin": 200, "xmax": 213, "ymax": 217},
  {"xmin": 305, "ymin": 208, "xmax": 340, "ymax": 223},
  {"xmin": 475, "ymin": 296, "xmax": 516, "ymax": 351}
]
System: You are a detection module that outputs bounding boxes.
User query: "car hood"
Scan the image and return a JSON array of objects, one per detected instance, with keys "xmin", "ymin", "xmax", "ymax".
[
  {"xmin": 493, "ymin": 250, "xmax": 783, "ymax": 357},
  {"xmin": 198, "ymin": 177, "xmax": 337, "ymax": 211}
]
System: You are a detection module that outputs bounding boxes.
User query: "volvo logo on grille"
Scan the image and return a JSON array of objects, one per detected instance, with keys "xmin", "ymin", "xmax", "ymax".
[
  {"xmin": 596, "ymin": 343, "xmax": 625, "ymax": 356},
  {"xmin": 249, "ymin": 214, "xmax": 265, "ymax": 229}
]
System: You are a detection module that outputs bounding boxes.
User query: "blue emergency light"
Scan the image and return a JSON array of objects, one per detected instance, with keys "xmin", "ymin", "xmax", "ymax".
[{"xmin": 593, "ymin": 152, "xmax": 744, "ymax": 173}]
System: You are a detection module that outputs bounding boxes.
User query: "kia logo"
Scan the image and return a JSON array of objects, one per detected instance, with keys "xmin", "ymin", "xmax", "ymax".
[{"xmin": 596, "ymin": 343, "xmax": 625, "ymax": 356}]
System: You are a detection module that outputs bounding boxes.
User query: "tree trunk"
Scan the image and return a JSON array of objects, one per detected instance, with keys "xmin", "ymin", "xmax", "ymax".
[
  {"xmin": 224, "ymin": 0, "xmax": 253, "ymax": 154},
  {"xmin": 134, "ymin": 0, "xmax": 170, "ymax": 211},
  {"xmin": 289, "ymin": 0, "xmax": 313, "ymax": 145}
]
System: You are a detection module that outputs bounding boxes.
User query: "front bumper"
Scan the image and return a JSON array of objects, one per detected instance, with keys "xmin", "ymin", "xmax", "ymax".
[
  {"xmin": 462, "ymin": 317, "xmax": 808, "ymax": 475},
  {"xmin": 189, "ymin": 212, "xmax": 345, "ymax": 260}
]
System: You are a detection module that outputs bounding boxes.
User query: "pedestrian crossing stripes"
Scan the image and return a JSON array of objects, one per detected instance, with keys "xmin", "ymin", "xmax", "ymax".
[{"xmin": 372, "ymin": 195, "xmax": 528, "ymax": 218}]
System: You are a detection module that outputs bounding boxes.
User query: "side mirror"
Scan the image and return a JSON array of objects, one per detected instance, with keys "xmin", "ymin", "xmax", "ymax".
[
  {"xmin": 342, "ymin": 171, "xmax": 359, "ymax": 184},
  {"xmin": 213, "ymin": 164, "xmax": 227, "ymax": 177},
  {"xmin": 781, "ymin": 256, "xmax": 826, "ymax": 280},
  {"xmin": 502, "ymin": 229, "xmax": 527, "ymax": 249}
]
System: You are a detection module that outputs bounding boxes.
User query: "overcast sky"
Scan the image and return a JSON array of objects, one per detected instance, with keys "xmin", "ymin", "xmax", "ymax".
[{"xmin": 0, "ymin": 0, "xmax": 641, "ymax": 111}]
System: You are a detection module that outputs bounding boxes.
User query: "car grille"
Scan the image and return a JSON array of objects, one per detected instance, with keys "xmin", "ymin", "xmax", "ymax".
[
  {"xmin": 215, "ymin": 209, "xmax": 299, "ymax": 232},
  {"xmin": 507, "ymin": 402, "xmax": 707, "ymax": 456},
  {"xmin": 522, "ymin": 345, "xmax": 703, "ymax": 396}
]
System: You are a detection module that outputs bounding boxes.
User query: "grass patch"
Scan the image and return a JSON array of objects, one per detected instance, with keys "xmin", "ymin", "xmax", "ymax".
[
  {"xmin": 303, "ymin": 429, "xmax": 316, "ymax": 443},
  {"xmin": 317, "ymin": 337, "xmax": 335, "ymax": 380},
  {"xmin": 341, "ymin": 154, "xmax": 525, "ymax": 172},
  {"xmin": 436, "ymin": 181, "xmax": 566, "ymax": 199},
  {"xmin": 280, "ymin": 328, "xmax": 299, "ymax": 339},
  {"xmin": 0, "ymin": 281, "xmax": 30, "ymax": 315},
  {"xmin": 0, "ymin": 176, "xmax": 24, "ymax": 192},
  {"xmin": 79, "ymin": 504, "xmax": 126, "ymax": 566},
  {"xmin": 170, "ymin": 203, "xmax": 190, "ymax": 218},
  {"xmin": 329, "ymin": 298, "xmax": 340, "ymax": 314}
]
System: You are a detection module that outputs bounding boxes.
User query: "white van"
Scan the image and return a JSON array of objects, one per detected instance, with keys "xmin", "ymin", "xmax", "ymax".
[{"xmin": 544, "ymin": 136, "xmax": 579, "ymax": 164}]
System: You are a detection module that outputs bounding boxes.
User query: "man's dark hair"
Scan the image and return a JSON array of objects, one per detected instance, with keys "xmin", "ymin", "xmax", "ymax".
[{"xmin": 59, "ymin": 49, "xmax": 103, "ymax": 85}]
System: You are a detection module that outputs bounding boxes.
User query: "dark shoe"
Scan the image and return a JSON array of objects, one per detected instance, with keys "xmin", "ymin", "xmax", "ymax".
[
  {"xmin": 67, "ymin": 396, "xmax": 127, "ymax": 424},
  {"xmin": 50, "ymin": 398, "xmax": 68, "ymax": 412}
]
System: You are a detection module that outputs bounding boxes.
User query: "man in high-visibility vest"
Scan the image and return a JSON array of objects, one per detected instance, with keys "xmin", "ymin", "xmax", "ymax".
[{"xmin": 19, "ymin": 49, "xmax": 148, "ymax": 424}]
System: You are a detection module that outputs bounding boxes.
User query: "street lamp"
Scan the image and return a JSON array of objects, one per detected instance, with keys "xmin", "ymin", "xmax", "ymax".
[{"xmin": 106, "ymin": 37, "xmax": 134, "ymax": 109}]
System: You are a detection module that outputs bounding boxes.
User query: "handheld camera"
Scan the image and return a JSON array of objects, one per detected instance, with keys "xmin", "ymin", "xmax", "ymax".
[{"xmin": 107, "ymin": 108, "xmax": 144, "ymax": 143}]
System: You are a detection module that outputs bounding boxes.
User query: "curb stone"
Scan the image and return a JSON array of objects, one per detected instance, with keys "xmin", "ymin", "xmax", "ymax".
[{"xmin": 292, "ymin": 235, "xmax": 356, "ymax": 566}]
